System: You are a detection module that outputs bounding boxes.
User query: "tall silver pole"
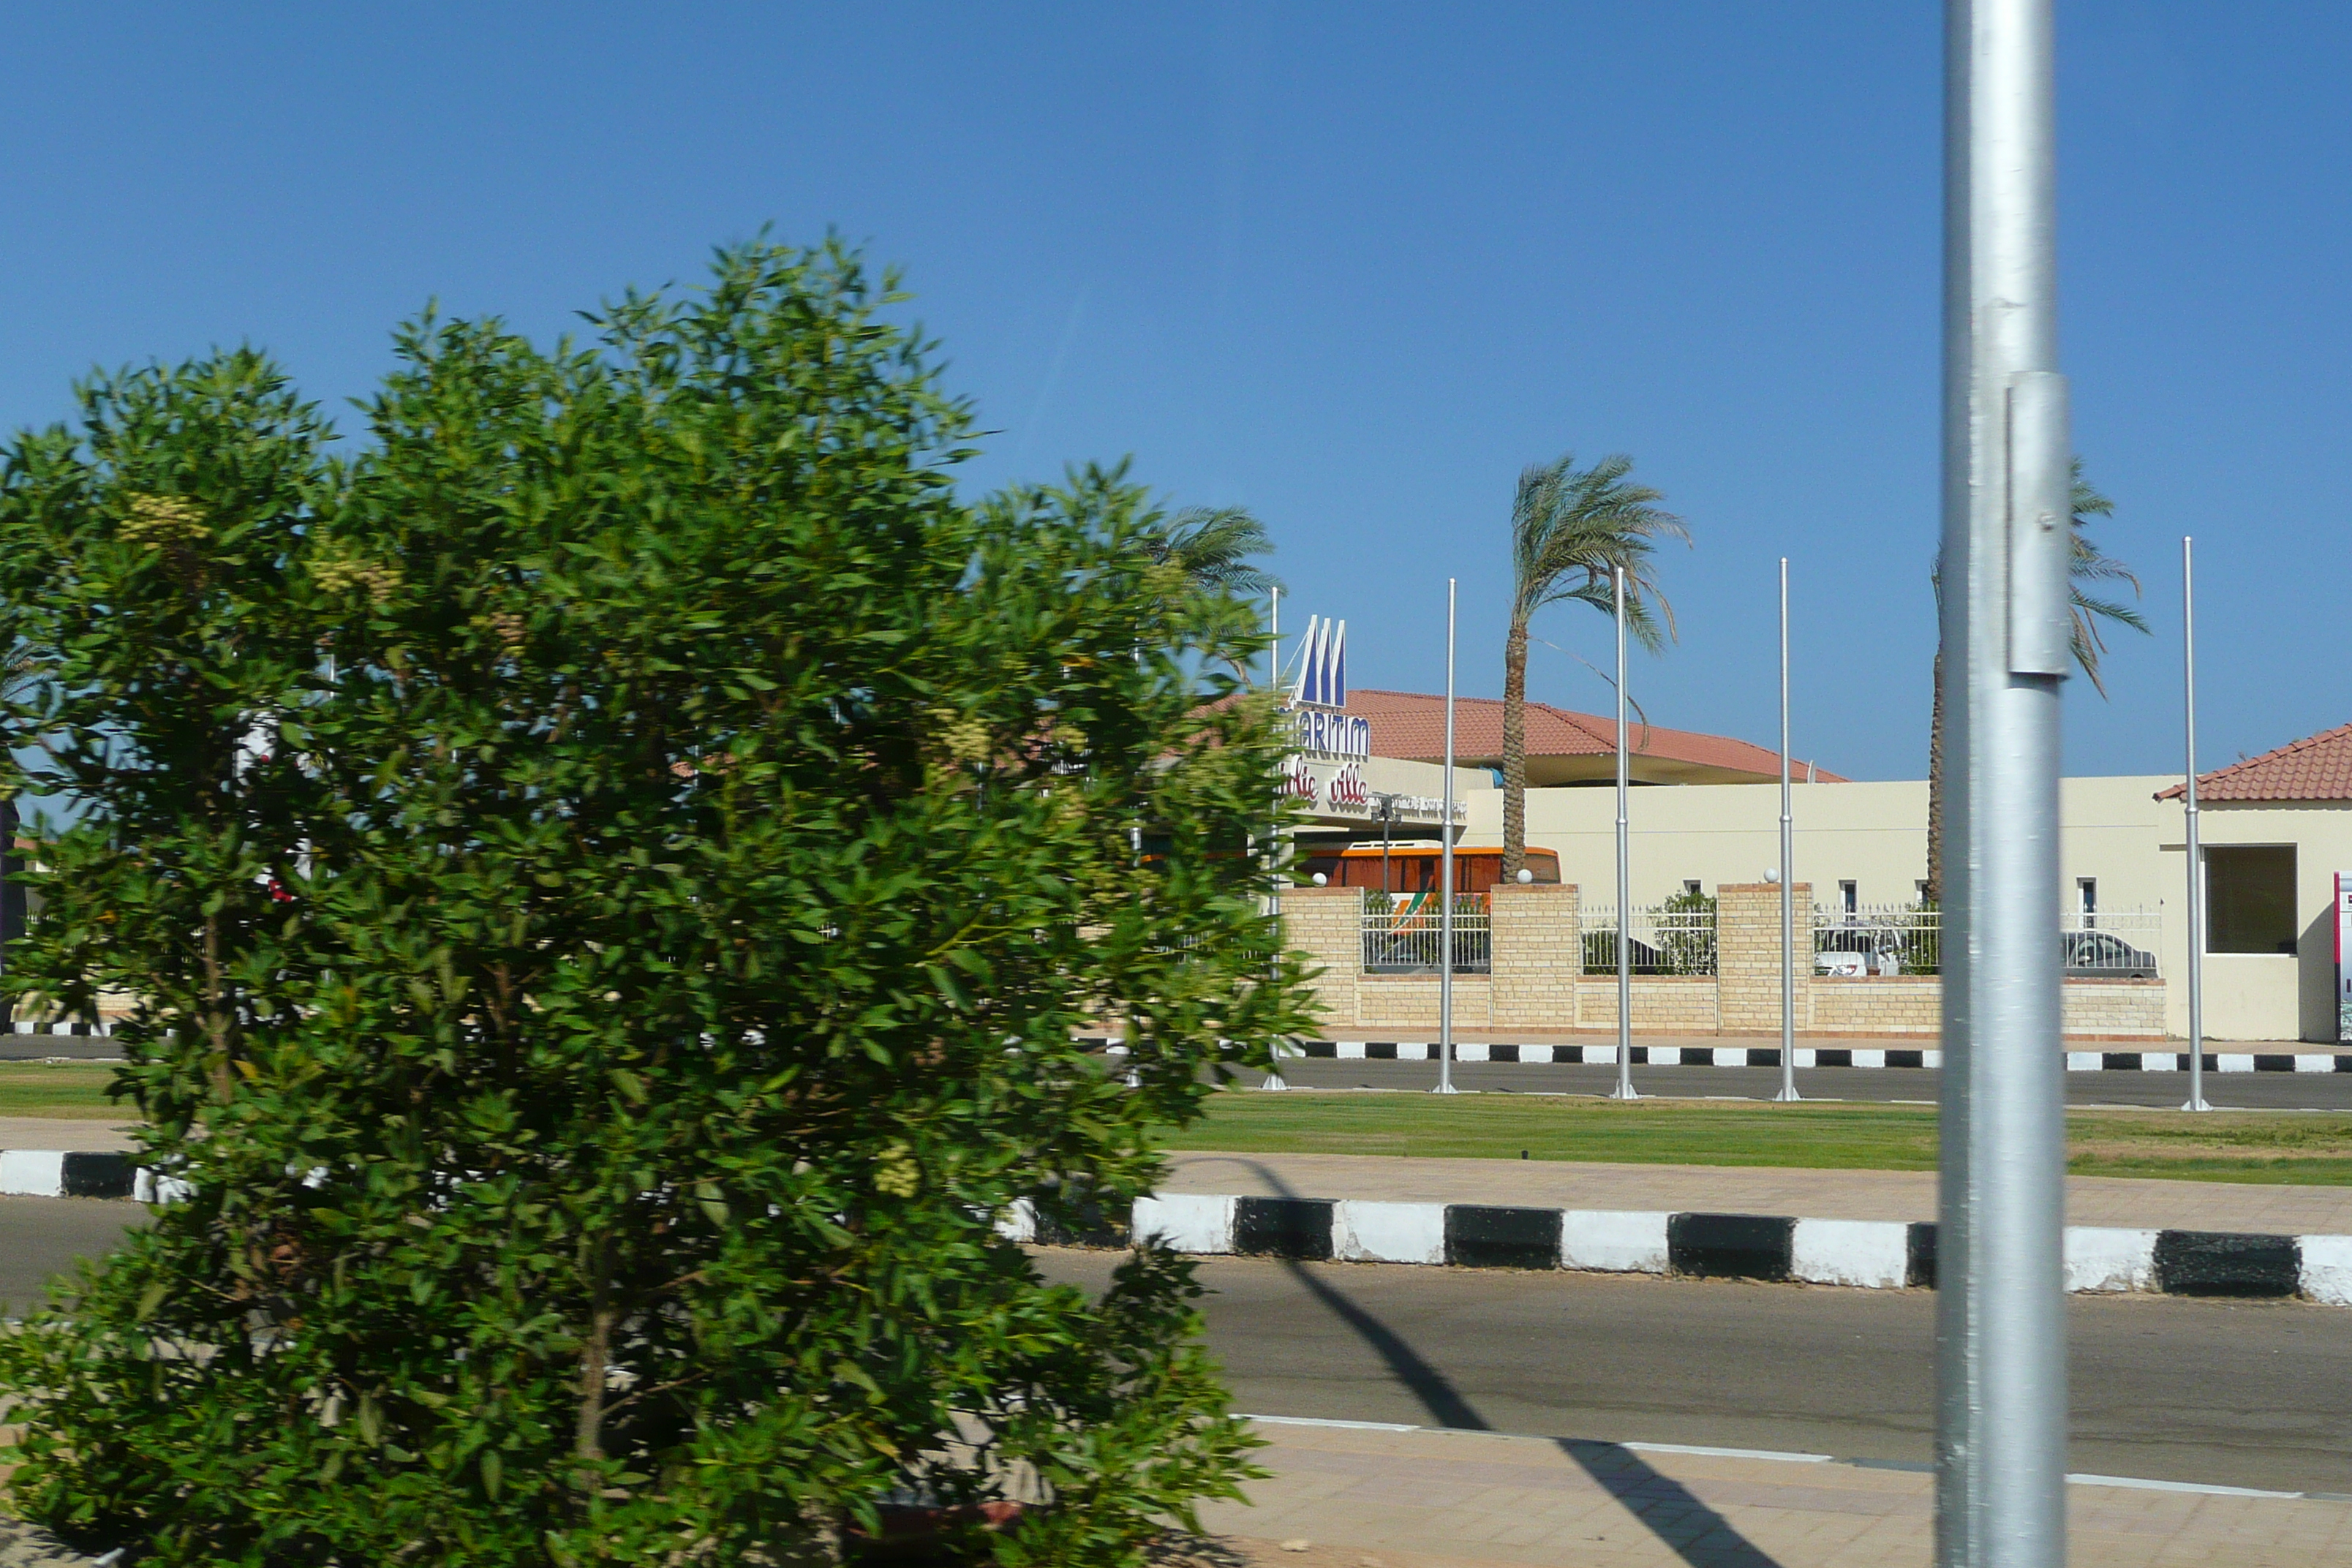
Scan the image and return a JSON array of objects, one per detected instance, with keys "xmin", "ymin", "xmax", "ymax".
[
  {"xmin": 1936, "ymin": 1, "xmax": 2069, "ymax": 1564},
  {"xmin": 1438, "ymin": 578, "xmax": 1458, "ymax": 1094},
  {"xmin": 1611, "ymin": 565, "xmax": 1636, "ymax": 1100},
  {"xmin": 2182, "ymin": 538, "xmax": 2209, "ymax": 1112},
  {"xmin": 1776, "ymin": 559, "xmax": 1800, "ymax": 1101},
  {"xmin": 1264, "ymin": 587, "xmax": 1287, "ymax": 1091}
]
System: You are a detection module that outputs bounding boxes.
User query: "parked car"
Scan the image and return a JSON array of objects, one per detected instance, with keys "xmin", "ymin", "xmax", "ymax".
[
  {"xmin": 1816, "ymin": 919, "xmax": 1919, "ymax": 976},
  {"xmin": 2060, "ymin": 930, "xmax": 2157, "ymax": 979}
]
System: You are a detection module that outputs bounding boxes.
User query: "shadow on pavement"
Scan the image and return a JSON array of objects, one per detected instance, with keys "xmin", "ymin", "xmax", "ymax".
[
  {"xmin": 1557, "ymin": 1439, "xmax": 1782, "ymax": 1568},
  {"xmin": 1193, "ymin": 1153, "xmax": 1784, "ymax": 1568},
  {"xmin": 1177, "ymin": 1153, "xmax": 1488, "ymax": 1429}
]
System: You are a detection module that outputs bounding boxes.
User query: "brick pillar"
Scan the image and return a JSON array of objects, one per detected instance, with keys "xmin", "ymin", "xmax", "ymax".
[
  {"xmin": 1490, "ymin": 883, "xmax": 1582, "ymax": 1032},
  {"xmin": 1276, "ymin": 886, "xmax": 1362, "ymax": 1036},
  {"xmin": 1716, "ymin": 882, "xmax": 1809, "ymax": 1036}
]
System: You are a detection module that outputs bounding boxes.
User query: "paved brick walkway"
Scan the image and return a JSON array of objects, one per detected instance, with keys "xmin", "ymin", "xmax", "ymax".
[
  {"xmin": 1191, "ymin": 1417, "xmax": 2352, "ymax": 1567},
  {"xmin": 1162, "ymin": 1151, "xmax": 2352, "ymax": 1236},
  {"xmin": 0, "ymin": 1119, "xmax": 136, "ymax": 1153},
  {"xmin": 15, "ymin": 1120, "xmax": 2348, "ymax": 1236}
]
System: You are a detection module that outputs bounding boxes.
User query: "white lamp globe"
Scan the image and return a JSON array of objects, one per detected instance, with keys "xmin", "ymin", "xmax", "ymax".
[
  {"xmin": 1311, "ymin": 872, "xmax": 1328, "ymax": 887},
  {"xmin": 1515, "ymin": 868, "xmax": 1534, "ymax": 884}
]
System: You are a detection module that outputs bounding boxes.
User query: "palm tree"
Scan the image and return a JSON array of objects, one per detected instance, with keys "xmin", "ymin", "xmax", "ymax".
[
  {"xmin": 1924, "ymin": 461, "xmax": 2143, "ymax": 901},
  {"xmin": 1501, "ymin": 454, "xmax": 1687, "ymax": 879},
  {"xmin": 1140, "ymin": 505, "xmax": 1281, "ymax": 598}
]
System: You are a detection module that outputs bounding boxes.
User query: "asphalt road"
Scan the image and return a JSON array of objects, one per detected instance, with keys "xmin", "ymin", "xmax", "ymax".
[
  {"xmin": 1036, "ymin": 1248, "xmax": 2352, "ymax": 1496},
  {"xmin": 0, "ymin": 1197, "xmax": 142, "ymax": 1313},
  {"xmin": 1235, "ymin": 1057, "xmax": 2352, "ymax": 1110},
  {"xmin": 2, "ymin": 1199, "xmax": 2344, "ymax": 1496},
  {"xmin": 0, "ymin": 1035, "xmax": 121, "ymax": 1061}
]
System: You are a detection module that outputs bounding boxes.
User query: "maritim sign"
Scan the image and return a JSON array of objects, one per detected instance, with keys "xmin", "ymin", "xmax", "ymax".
[
  {"xmin": 1276, "ymin": 613, "xmax": 1459, "ymax": 825},
  {"xmin": 1284, "ymin": 615, "xmax": 1368, "ymax": 760},
  {"xmin": 1289, "ymin": 616, "xmax": 1349, "ymax": 710}
]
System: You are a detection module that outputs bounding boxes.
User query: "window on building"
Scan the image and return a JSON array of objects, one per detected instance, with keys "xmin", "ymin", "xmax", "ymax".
[
  {"xmin": 1683, "ymin": 879, "xmax": 1702, "ymax": 897},
  {"xmin": 1839, "ymin": 880, "xmax": 1858, "ymax": 917},
  {"xmin": 2077, "ymin": 877, "xmax": 2097, "ymax": 928},
  {"xmin": 1915, "ymin": 878, "xmax": 1931, "ymax": 902},
  {"xmin": 2204, "ymin": 846, "xmax": 2297, "ymax": 954}
]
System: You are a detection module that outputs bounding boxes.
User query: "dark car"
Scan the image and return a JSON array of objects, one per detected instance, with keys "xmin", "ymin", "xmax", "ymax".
[{"xmin": 2060, "ymin": 930, "xmax": 2157, "ymax": 979}]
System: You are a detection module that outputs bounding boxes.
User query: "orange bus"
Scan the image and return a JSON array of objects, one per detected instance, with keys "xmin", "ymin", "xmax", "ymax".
[{"xmin": 1300, "ymin": 843, "xmax": 1560, "ymax": 898}]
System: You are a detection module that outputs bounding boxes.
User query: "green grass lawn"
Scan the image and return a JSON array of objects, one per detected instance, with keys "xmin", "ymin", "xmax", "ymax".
[
  {"xmin": 0, "ymin": 1063, "xmax": 126, "ymax": 1119},
  {"xmin": 6, "ymin": 1065, "xmax": 2343, "ymax": 1184},
  {"xmin": 1164, "ymin": 1090, "xmax": 2352, "ymax": 1186}
]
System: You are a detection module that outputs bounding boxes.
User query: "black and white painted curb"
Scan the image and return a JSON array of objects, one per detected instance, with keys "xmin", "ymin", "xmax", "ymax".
[
  {"xmin": 24, "ymin": 1150, "xmax": 2350, "ymax": 1310},
  {"xmin": 1085, "ymin": 1038, "xmax": 2352, "ymax": 1073},
  {"xmin": 0, "ymin": 1150, "xmax": 144, "ymax": 1200},
  {"xmin": 1001, "ymin": 1193, "xmax": 2352, "ymax": 1307}
]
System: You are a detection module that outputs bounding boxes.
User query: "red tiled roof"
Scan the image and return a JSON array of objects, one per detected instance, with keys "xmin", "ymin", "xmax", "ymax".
[
  {"xmin": 1339, "ymin": 689, "xmax": 1847, "ymax": 783},
  {"xmin": 2156, "ymin": 721, "xmax": 2352, "ymax": 802}
]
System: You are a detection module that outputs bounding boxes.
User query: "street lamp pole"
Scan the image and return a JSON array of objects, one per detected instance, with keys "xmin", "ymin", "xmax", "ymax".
[
  {"xmin": 1610, "ymin": 565, "xmax": 1636, "ymax": 1101},
  {"xmin": 1438, "ymin": 578, "xmax": 1458, "ymax": 1095},
  {"xmin": 1936, "ymin": 1, "xmax": 2070, "ymax": 1562},
  {"xmin": 1378, "ymin": 795, "xmax": 1396, "ymax": 900},
  {"xmin": 1264, "ymin": 587, "xmax": 1288, "ymax": 1091},
  {"xmin": 1776, "ymin": 558, "xmax": 1800, "ymax": 1102},
  {"xmin": 2182, "ymin": 536, "xmax": 2210, "ymax": 1113}
]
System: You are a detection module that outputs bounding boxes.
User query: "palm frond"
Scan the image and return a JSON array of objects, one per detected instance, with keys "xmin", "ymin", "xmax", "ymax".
[
  {"xmin": 2070, "ymin": 458, "xmax": 2114, "ymax": 520},
  {"xmin": 2070, "ymin": 589, "xmax": 2146, "ymax": 633},
  {"xmin": 1143, "ymin": 504, "xmax": 1283, "ymax": 598},
  {"xmin": 2065, "ymin": 461, "xmax": 2145, "ymax": 696},
  {"xmin": 1509, "ymin": 451, "xmax": 1686, "ymax": 652}
]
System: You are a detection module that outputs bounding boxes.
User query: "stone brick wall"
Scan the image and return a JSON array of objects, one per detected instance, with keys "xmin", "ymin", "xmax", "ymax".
[
  {"xmin": 1716, "ymin": 882, "xmax": 1811, "ymax": 1034},
  {"xmin": 1807, "ymin": 977, "xmax": 1941, "ymax": 1036},
  {"xmin": 1277, "ymin": 875, "xmax": 2166, "ymax": 1039},
  {"xmin": 1574, "ymin": 976, "xmax": 1720, "ymax": 1032},
  {"xmin": 1360, "ymin": 976, "xmax": 1493, "ymax": 1029},
  {"xmin": 2061, "ymin": 979, "xmax": 2166, "ymax": 1040},
  {"xmin": 1275, "ymin": 886, "xmax": 1361, "ymax": 1035},
  {"xmin": 1490, "ymin": 882, "xmax": 1581, "ymax": 1032}
]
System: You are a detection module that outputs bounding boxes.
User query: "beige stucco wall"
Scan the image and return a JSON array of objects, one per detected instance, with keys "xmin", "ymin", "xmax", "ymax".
[
  {"xmin": 1441, "ymin": 772, "xmax": 2347, "ymax": 1042},
  {"xmin": 1460, "ymin": 776, "xmax": 2195, "ymax": 915},
  {"xmin": 2159, "ymin": 801, "xmax": 2352, "ymax": 1043},
  {"xmin": 1289, "ymin": 754, "xmax": 1491, "ymax": 834}
]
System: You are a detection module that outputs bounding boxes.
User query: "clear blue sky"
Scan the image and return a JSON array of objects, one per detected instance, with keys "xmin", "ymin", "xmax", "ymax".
[{"xmin": 1, "ymin": 4, "xmax": 2340, "ymax": 780}]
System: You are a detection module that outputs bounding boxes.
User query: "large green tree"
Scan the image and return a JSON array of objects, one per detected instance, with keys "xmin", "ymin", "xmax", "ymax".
[
  {"xmin": 0, "ymin": 241, "xmax": 1311, "ymax": 1566},
  {"xmin": 1500, "ymin": 453, "xmax": 1685, "ymax": 879},
  {"xmin": 1925, "ymin": 461, "xmax": 2144, "ymax": 901}
]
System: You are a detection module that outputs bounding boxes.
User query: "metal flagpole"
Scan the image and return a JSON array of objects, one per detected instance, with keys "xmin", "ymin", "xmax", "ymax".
[
  {"xmin": 1611, "ymin": 565, "xmax": 1637, "ymax": 1100},
  {"xmin": 2182, "ymin": 537, "xmax": 2210, "ymax": 1112},
  {"xmin": 1263, "ymin": 587, "xmax": 1288, "ymax": 1091},
  {"xmin": 1438, "ymin": 578, "xmax": 1458, "ymax": 1094},
  {"xmin": 1776, "ymin": 559, "xmax": 1800, "ymax": 1101},
  {"xmin": 1936, "ymin": 0, "xmax": 2069, "ymax": 1562}
]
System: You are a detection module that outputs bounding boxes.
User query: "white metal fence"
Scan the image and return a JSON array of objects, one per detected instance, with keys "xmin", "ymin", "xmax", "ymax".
[
  {"xmin": 1360, "ymin": 892, "xmax": 1490, "ymax": 973},
  {"xmin": 1809, "ymin": 903, "xmax": 2160, "ymax": 978},
  {"xmin": 1814, "ymin": 902, "xmax": 1940, "ymax": 976},
  {"xmin": 2059, "ymin": 908, "xmax": 2162, "ymax": 977},
  {"xmin": 1156, "ymin": 924, "xmax": 1279, "ymax": 965},
  {"xmin": 1583, "ymin": 902, "xmax": 1718, "ymax": 976}
]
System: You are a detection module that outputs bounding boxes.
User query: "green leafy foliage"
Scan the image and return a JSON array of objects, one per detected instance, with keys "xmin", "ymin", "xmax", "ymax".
[
  {"xmin": 1651, "ymin": 889, "xmax": 1716, "ymax": 978},
  {"xmin": 0, "ymin": 240, "xmax": 1312, "ymax": 1565}
]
